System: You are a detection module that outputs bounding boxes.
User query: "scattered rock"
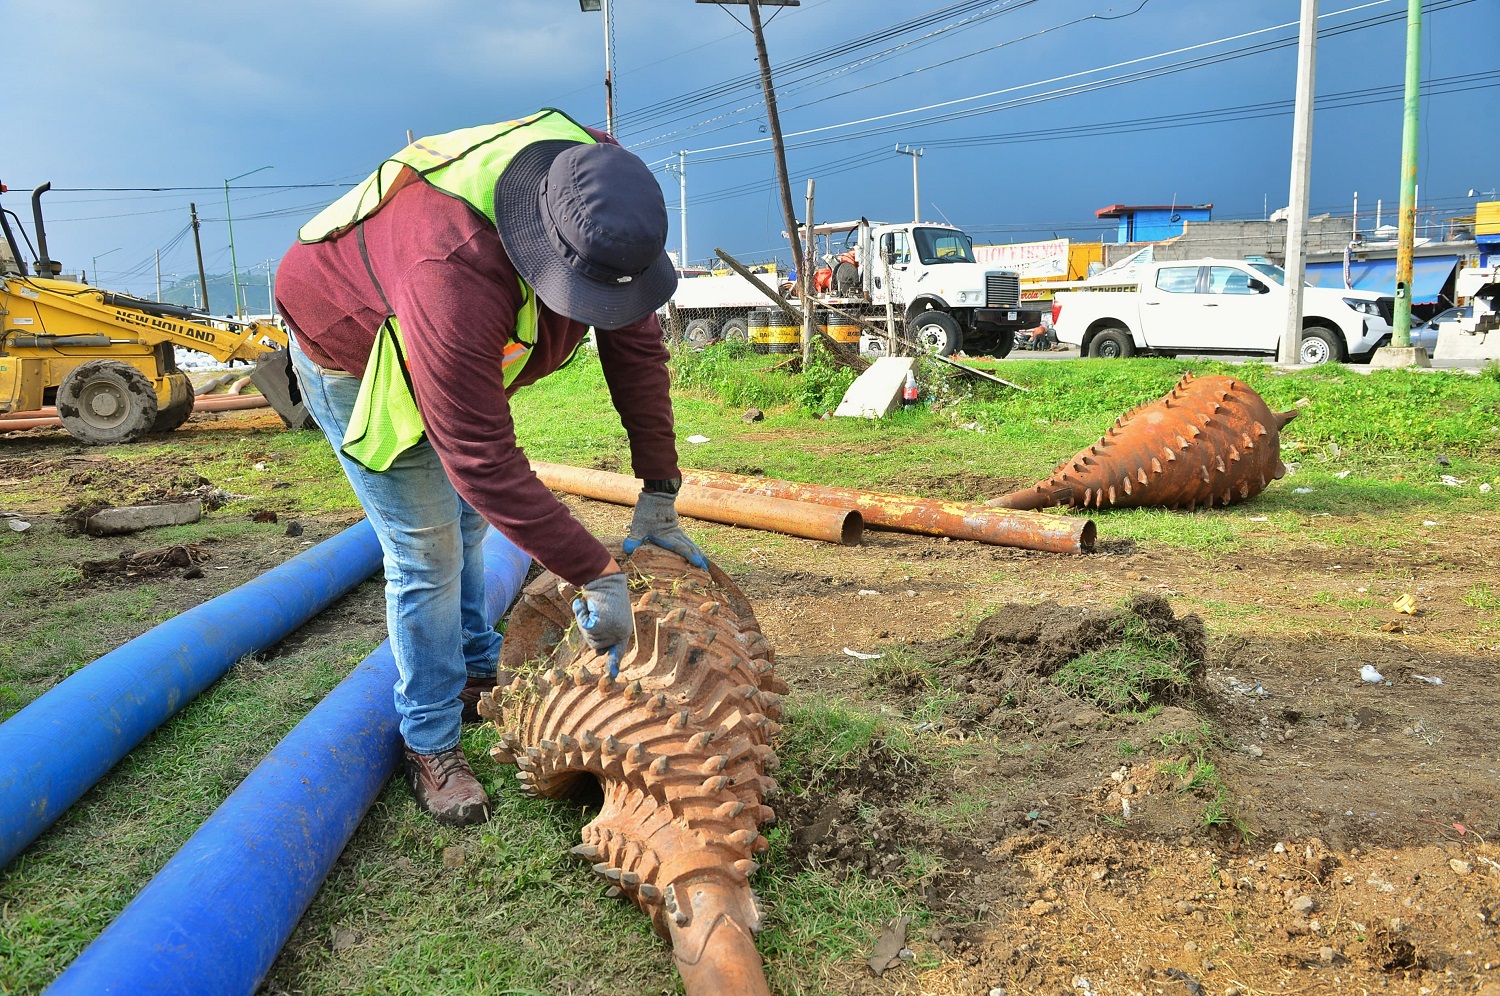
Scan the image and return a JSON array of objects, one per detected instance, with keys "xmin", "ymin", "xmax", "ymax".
[
  {"xmin": 84, "ymin": 500, "xmax": 202, "ymax": 536},
  {"xmin": 867, "ymin": 914, "xmax": 911, "ymax": 977},
  {"xmin": 251, "ymin": 509, "xmax": 278, "ymax": 524},
  {"xmin": 284, "ymin": 520, "xmax": 304, "ymax": 537},
  {"xmin": 1449, "ymin": 858, "xmax": 1472, "ymax": 875},
  {"xmin": 1291, "ymin": 895, "xmax": 1317, "ymax": 915},
  {"xmin": 442, "ymin": 845, "xmax": 466, "ymax": 869},
  {"xmin": 182, "ymin": 567, "xmax": 205, "ymax": 580},
  {"xmin": 741, "ymin": 407, "xmax": 765, "ymax": 423},
  {"xmin": 331, "ymin": 926, "xmax": 357, "ymax": 952},
  {"xmin": 1029, "ymin": 900, "xmax": 1056, "ymax": 916}
]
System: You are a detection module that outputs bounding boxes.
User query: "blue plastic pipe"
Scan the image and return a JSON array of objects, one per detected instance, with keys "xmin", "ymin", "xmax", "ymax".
[
  {"xmin": 0, "ymin": 519, "xmax": 384, "ymax": 870},
  {"xmin": 48, "ymin": 528, "xmax": 531, "ymax": 996}
]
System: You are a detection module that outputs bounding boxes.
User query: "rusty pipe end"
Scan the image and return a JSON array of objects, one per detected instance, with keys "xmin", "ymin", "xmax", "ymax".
[
  {"xmin": 839, "ymin": 510, "xmax": 865, "ymax": 545},
  {"xmin": 983, "ymin": 486, "xmax": 1056, "ymax": 511},
  {"xmin": 1077, "ymin": 518, "xmax": 1097, "ymax": 552}
]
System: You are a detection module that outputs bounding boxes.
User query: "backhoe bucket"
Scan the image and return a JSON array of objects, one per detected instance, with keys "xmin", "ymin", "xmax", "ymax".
[{"xmin": 248, "ymin": 348, "xmax": 317, "ymax": 430}]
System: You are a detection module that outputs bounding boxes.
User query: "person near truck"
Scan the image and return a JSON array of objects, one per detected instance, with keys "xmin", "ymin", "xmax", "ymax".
[{"xmin": 275, "ymin": 109, "xmax": 707, "ymax": 827}]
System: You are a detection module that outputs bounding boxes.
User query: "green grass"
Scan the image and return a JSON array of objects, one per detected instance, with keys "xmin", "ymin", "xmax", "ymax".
[{"xmin": 1050, "ymin": 611, "xmax": 1198, "ymax": 712}]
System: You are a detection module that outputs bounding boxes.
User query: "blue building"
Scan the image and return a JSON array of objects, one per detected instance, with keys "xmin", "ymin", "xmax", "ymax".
[{"xmin": 1096, "ymin": 203, "xmax": 1213, "ymax": 243}]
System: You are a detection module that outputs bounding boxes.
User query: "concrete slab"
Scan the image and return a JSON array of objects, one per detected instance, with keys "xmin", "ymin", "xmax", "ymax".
[
  {"xmin": 834, "ymin": 356, "xmax": 916, "ymax": 419},
  {"xmin": 1434, "ymin": 325, "xmax": 1500, "ymax": 362},
  {"xmin": 86, "ymin": 500, "xmax": 203, "ymax": 536},
  {"xmin": 1369, "ymin": 346, "xmax": 1432, "ymax": 369}
]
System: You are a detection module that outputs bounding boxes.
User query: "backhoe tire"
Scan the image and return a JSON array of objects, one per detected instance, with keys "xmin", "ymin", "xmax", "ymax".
[
  {"xmin": 57, "ymin": 360, "xmax": 158, "ymax": 446},
  {"xmin": 907, "ymin": 310, "xmax": 962, "ymax": 356},
  {"xmin": 151, "ymin": 373, "xmax": 196, "ymax": 433},
  {"xmin": 1087, "ymin": 327, "xmax": 1135, "ymax": 359}
]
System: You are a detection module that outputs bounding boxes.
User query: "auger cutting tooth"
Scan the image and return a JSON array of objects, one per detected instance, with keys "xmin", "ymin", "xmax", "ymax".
[
  {"xmin": 1136, "ymin": 467, "xmax": 1149, "ymax": 484},
  {"xmin": 649, "ymin": 755, "xmax": 670, "ymax": 775},
  {"xmin": 1121, "ymin": 477, "xmax": 1133, "ymax": 496},
  {"xmin": 1176, "ymin": 434, "xmax": 1190, "ymax": 450},
  {"xmin": 698, "ymin": 600, "xmax": 720, "ymax": 615},
  {"xmin": 1200, "ymin": 466, "xmax": 1212, "ymax": 483},
  {"xmin": 668, "ymin": 709, "xmax": 691, "ymax": 730},
  {"xmin": 627, "ymin": 742, "xmax": 648, "ymax": 764},
  {"xmin": 1150, "ymin": 458, "xmax": 1162, "ymax": 475},
  {"xmin": 580, "ymin": 730, "xmax": 599, "ymax": 751},
  {"xmin": 592, "ymin": 861, "xmax": 612, "ymax": 876},
  {"xmin": 620, "ymin": 871, "xmax": 642, "ymax": 887},
  {"xmin": 506, "ymin": 674, "xmax": 527, "ymax": 692},
  {"xmin": 1187, "ymin": 424, "xmax": 1202, "ymax": 437},
  {"xmin": 550, "ymin": 667, "xmax": 569, "ymax": 685},
  {"xmin": 538, "ymin": 739, "xmax": 556, "ymax": 752},
  {"xmin": 603, "ymin": 866, "xmax": 624, "ymax": 882},
  {"xmin": 489, "ymin": 745, "xmax": 515, "ymax": 764},
  {"xmin": 687, "ymin": 730, "xmax": 714, "ymax": 750},
  {"xmin": 754, "ymin": 692, "xmax": 783, "ymax": 712},
  {"xmin": 747, "ymin": 712, "xmax": 770, "ymax": 729},
  {"xmin": 703, "ymin": 775, "xmax": 730, "ymax": 793},
  {"xmin": 726, "ymin": 828, "xmax": 756, "ymax": 847},
  {"xmin": 734, "ymin": 859, "xmax": 760, "ymax": 878},
  {"xmin": 751, "ymin": 834, "xmax": 770, "ymax": 853},
  {"xmin": 701, "ymin": 754, "xmax": 729, "ymax": 774},
  {"xmin": 637, "ymin": 882, "xmax": 661, "ymax": 901},
  {"xmin": 624, "ymin": 681, "xmax": 644, "ymax": 703},
  {"xmin": 714, "ymin": 800, "xmax": 746, "ymax": 819},
  {"xmin": 1163, "ymin": 448, "xmax": 1177, "ymax": 462},
  {"xmin": 524, "ymin": 746, "xmax": 542, "ymax": 761},
  {"xmin": 1107, "ymin": 486, "xmax": 1117, "ymax": 504},
  {"xmin": 652, "ymin": 693, "xmax": 669, "ymax": 710},
  {"xmin": 1215, "ymin": 456, "xmax": 1226, "ymax": 472},
  {"xmin": 573, "ymin": 665, "xmax": 595, "ymax": 686},
  {"xmin": 572, "ymin": 843, "xmax": 600, "ymax": 860},
  {"xmin": 602, "ymin": 735, "xmax": 621, "ymax": 755},
  {"xmin": 606, "ymin": 886, "xmax": 624, "ymax": 900},
  {"xmin": 596, "ymin": 674, "xmax": 618, "ymax": 694},
  {"xmin": 1228, "ymin": 445, "xmax": 1241, "ymax": 462},
  {"xmin": 556, "ymin": 733, "xmax": 577, "ymax": 751}
]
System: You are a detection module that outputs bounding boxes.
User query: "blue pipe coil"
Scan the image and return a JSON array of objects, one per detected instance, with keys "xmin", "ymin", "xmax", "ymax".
[
  {"xmin": 0, "ymin": 519, "xmax": 384, "ymax": 870},
  {"xmin": 47, "ymin": 528, "xmax": 531, "ymax": 996}
]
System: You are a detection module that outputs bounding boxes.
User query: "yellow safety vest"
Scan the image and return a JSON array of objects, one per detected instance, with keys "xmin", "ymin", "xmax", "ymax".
[{"xmin": 298, "ymin": 109, "xmax": 596, "ymax": 471}]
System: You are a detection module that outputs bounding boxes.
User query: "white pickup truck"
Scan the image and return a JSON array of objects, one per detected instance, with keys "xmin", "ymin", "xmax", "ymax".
[{"xmin": 1051, "ymin": 258, "xmax": 1395, "ymax": 364}]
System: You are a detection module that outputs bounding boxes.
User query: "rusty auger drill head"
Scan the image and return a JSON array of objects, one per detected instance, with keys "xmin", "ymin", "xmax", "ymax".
[
  {"xmin": 479, "ymin": 544, "xmax": 785, "ymax": 996},
  {"xmin": 988, "ymin": 373, "xmax": 1298, "ymax": 512}
]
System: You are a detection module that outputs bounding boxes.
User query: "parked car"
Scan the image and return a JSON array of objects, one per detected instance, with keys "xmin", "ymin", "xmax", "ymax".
[
  {"xmin": 1051, "ymin": 258, "xmax": 1395, "ymax": 364},
  {"xmin": 1409, "ymin": 304, "xmax": 1471, "ymax": 355}
]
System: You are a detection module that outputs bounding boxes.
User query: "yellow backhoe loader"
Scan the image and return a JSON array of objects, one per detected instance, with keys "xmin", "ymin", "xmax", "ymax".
[{"xmin": 0, "ymin": 180, "xmax": 305, "ymax": 445}]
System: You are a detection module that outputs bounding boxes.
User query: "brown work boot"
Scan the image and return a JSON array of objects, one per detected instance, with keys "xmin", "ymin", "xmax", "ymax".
[
  {"xmin": 402, "ymin": 746, "xmax": 491, "ymax": 826},
  {"xmin": 458, "ymin": 670, "xmax": 513, "ymax": 724}
]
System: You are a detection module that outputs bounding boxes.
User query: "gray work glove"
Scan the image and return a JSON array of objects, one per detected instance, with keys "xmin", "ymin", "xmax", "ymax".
[
  {"xmin": 623, "ymin": 490, "xmax": 709, "ymax": 569},
  {"xmin": 571, "ymin": 571, "xmax": 632, "ymax": 676}
]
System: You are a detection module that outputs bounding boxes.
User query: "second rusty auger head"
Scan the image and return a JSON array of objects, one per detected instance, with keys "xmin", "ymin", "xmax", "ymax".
[
  {"xmin": 988, "ymin": 372, "xmax": 1297, "ymax": 512},
  {"xmin": 479, "ymin": 544, "xmax": 785, "ymax": 996}
]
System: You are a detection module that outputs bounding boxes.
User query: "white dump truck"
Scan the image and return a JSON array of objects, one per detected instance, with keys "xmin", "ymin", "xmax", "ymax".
[
  {"xmin": 668, "ymin": 219, "xmax": 1041, "ymax": 357},
  {"xmin": 1051, "ymin": 258, "xmax": 1395, "ymax": 364}
]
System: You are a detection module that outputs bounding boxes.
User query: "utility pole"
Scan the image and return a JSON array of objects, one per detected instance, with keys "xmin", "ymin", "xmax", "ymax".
[
  {"xmin": 665, "ymin": 151, "xmax": 688, "ymax": 274},
  {"xmin": 265, "ymin": 259, "xmax": 275, "ymax": 319},
  {"xmin": 697, "ymin": 1, "xmax": 803, "ymax": 302},
  {"xmin": 1278, "ymin": 0, "xmax": 1317, "ymax": 365},
  {"xmin": 155, "ymin": 250, "xmax": 163, "ymax": 302},
  {"xmin": 190, "ymin": 202, "xmax": 210, "ymax": 313},
  {"xmin": 1390, "ymin": 0, "xmax": 1423, "ymax": 355},
  {"xmin": 896, "ymin": 144, "xmax": 924, "ymax": 223}
]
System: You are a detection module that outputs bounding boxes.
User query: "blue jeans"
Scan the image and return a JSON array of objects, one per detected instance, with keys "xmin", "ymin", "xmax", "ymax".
[{"xmin": 289, "ymin": 340, "xmax": 502, "ymax": 754}]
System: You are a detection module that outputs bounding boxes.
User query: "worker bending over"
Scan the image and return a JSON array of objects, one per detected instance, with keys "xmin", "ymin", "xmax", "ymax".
[{"xmin": 276, "ymin": 109, "xmax": 706, "ymax": 826}]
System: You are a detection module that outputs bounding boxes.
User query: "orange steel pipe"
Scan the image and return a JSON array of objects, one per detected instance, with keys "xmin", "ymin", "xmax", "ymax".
[
  {"xmin": 681, "ymin": 469, "xmax": 1095, "ymax": 554},
  {"xmin": 531, "ymin": 461, "xmax": 863, "ymax": 546},
  {"xmin": 0, "ymin": 395, "xmax": 267, "ymax": 432}
]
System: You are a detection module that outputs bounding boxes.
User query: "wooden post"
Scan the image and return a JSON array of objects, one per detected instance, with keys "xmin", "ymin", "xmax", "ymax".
[{"xmin": 803, "ymin": 178, "xmax": 815, "ymax": 364}]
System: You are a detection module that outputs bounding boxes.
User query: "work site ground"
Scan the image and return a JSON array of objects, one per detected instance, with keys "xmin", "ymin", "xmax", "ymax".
[{"xmin": 2, "ymin": 353, "xmax": 1498, "ymax": 996}]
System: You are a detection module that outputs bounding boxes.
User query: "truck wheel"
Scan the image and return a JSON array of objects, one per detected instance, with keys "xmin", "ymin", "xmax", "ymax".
[
  {"xmin": 150, "ymin": 373, "xmax": 196, "ymax": 432},
  {"xmin": 57, "ymin": 360, "xmax": 159, "ymax": 445},
  {"xmin": 684, "ymin": 318, "xmax": 719, "ymax": 348},
  {"xmin": 991, "ymin": 330, "xmax": 1015, "ymax": 359},
  {"xmin": 1299, "ymin": 328, "xmax": 1341, "ymax": 365},
  {"xmin": 908, "ymin": 311, "xmax": 961, "ymax": 356},
  {"xmin": 1087, "ymin": 328, "xmax": 1134, "ymax": 359},
  {"xmin": 720, "ymin": 315, "xmax": 749, "ymax": 343}
]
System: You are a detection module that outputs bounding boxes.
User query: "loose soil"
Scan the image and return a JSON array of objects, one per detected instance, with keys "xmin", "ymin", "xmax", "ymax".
[{"xmin": 4, "ymin": 421, "xmax": 1498, "ymax": 995}]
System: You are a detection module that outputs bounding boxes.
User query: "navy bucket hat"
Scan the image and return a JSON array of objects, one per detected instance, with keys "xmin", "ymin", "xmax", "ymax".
[{"xmin": 494, "ymin": 141, "xmax": 677, "ymax": 330}]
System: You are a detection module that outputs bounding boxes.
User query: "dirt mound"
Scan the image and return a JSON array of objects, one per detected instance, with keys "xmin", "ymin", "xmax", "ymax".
[{"xmin": 946, "ymin": 594, "xmax": 1206, "ymax": 727}]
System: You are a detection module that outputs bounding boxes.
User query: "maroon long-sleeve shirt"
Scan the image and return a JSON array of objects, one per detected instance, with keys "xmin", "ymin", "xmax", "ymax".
[{"xmin": 275, "ymin": 164, "xmax": 679, "ymax": 586}]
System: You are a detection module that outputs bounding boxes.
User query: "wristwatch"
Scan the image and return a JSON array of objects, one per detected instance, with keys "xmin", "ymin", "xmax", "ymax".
[{"xmin": 643, "ymin": 477, "xmax": 682, "ymax": 495}]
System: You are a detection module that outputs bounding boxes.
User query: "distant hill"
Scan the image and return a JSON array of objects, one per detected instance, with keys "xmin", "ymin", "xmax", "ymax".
[{"xmin": 161, "ymin": 271, "xmax": 275, "ymax": 317}]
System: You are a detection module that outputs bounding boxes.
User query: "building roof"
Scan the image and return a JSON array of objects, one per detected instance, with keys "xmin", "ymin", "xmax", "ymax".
[{"xmin": 1095, "ymin": 203, "xmax": 1214, "ymax": 219}]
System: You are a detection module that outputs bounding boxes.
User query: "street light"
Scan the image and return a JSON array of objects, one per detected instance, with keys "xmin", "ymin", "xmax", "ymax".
[
  {"xmin": 225, "ymin": 165, "xmax": 273, "ymax": 319},
  {"xmin": 577, "ymin": 0, "xmax": 614, "ymax": 134},
  {"xmin": 90, "ymin": 247, "xmax": 123, "ymax": 287}
]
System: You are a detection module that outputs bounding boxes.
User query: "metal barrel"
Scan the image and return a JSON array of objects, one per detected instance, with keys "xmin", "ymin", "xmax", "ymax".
[
  {"xmin": 823, "ymin": 309, "xmax": 860, "ymax": 354},
  {"xmin": 747, "ymin": 308, "xmax": 772, "ymax": 354},
  {"xmin": 767, "ymin": 311, "xmax": 799, "ymax": 354}
]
